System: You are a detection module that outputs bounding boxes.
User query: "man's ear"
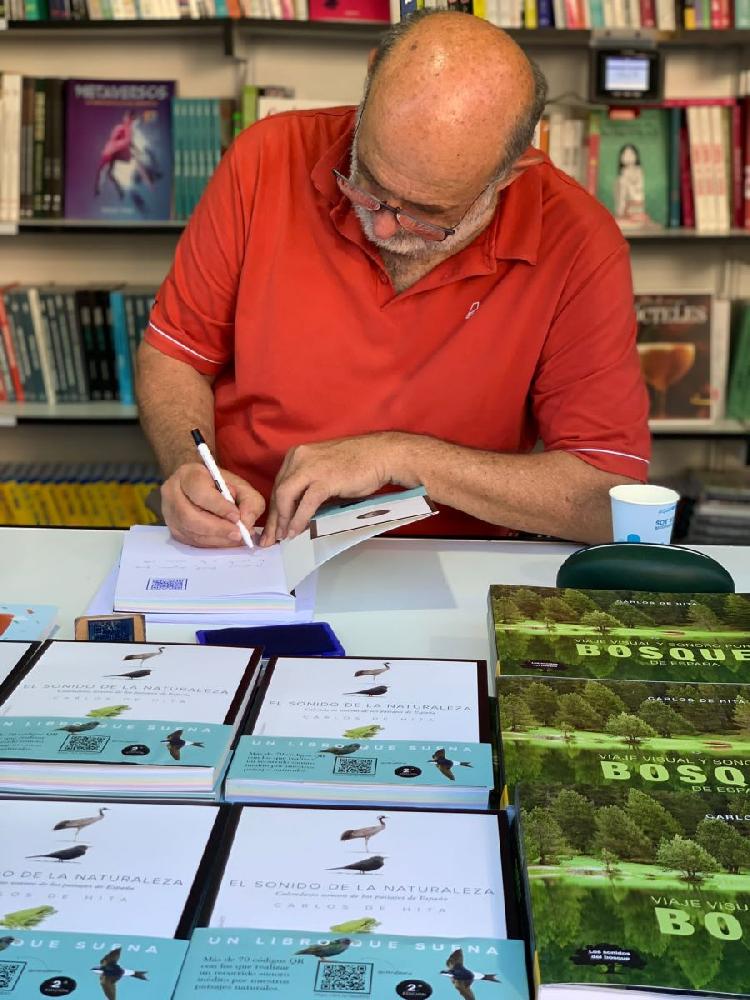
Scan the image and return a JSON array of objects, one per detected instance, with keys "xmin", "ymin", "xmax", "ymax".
[{"xmin": 496, "ymin": 149, "xmax": 545, "ymax": 191}]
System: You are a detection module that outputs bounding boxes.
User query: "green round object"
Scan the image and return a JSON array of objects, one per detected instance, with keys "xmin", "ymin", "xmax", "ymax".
[{"xmin": 556, "ymin": 543, "xmax": 735, "ymax": 593}]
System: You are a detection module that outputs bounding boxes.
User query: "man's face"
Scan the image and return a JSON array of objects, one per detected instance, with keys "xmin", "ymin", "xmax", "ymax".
[{"xmin": 349, "ymin": 127, "xmax": 501, "ymax": 260}]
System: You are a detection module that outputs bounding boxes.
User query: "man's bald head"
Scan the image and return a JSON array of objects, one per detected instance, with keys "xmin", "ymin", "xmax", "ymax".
[{"xmin": 360, "ymin": 11, "xmax": 547, "ymax": 196}]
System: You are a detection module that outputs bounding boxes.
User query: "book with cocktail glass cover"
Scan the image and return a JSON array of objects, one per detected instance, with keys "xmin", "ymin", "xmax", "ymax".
[
  {"xmin": 518, "ymin": 781, "xmax": 750, "ymax": 998},
  {"xmin": 225, "ymin": 656, "xmax": 494, "ymax": 808},
  {"xmin": 0, "ymin": 639, "xmax": 261, "ymax": 799}
]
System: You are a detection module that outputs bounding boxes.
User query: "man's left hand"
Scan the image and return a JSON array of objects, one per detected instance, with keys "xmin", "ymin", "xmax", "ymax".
[{"xmin": 260, "ymin": 432, "xmax": 416, "ymax": 546}]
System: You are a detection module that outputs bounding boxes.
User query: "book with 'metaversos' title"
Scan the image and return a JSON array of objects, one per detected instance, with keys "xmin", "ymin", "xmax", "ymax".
[
  {"xmin": 65, "ymin": 79, "xmax": 174, "ymax": 222},
  {"xmin": 489, "ymin": 585, "xmax": 750, "ymax": 683}
]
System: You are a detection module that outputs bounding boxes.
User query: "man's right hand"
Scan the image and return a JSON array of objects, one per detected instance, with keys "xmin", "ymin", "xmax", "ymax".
[{"xmin": 161, "ymin": 463, "xmax": 266, "ymax": 548}]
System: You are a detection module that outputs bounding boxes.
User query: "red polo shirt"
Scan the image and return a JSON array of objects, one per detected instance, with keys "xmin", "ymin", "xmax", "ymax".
[{"xmin": 146, "ymin": 106, "xmax": 650, "ymax": 537}]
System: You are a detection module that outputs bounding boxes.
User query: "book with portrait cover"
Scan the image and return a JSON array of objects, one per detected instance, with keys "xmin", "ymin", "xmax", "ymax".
[
  {"xmin": 64, "ymin": 79, "xmax": 175, "ymax": 222},
  {"xmin": 635, "ymin": 293, "xmax": 730, "ymax": 422},
  {"xmin": 591, "ymin": 108, "xmax": 670, "ymax": 231},
  {"xmin": 518, "ymin": 782, "xmax": 750, "ymax": 998},
  {"xmin": 488, "ymin": 584, "xmax": 750, "ymax": 683}
]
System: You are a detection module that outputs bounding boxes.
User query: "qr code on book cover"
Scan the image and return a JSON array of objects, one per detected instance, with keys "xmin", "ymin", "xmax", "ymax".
[
  {"xmin": 333, "ymin": 757, "xmax": 377, "ymax": 776},
  {"xmin": 0, "ymin": 960, "xmax": 26, "ymax": 992},
  {"xmin": 147, "ymin": 577, "xmax": 188, "ymax": 591},
  {"xmin": 314, "ymin": 961, "xmax": 372, "ymax": 994},
  {"xmin": 59, "ymin": 733, "xmax": 110, "ymax": 754}
]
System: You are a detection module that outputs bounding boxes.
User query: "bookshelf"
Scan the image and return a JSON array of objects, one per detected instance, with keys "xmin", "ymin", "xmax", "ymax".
[{"xmin": 0, "ymin": 16, "xmax": 748, "ymax": 495}]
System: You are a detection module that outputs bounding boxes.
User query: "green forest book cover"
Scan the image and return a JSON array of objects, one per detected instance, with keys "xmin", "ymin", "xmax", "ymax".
[
  {"xmin": 500, "ymin": 675, "xmax": 750, "ymax": 795},
  {"xmin": 489, "ymin": 585, "xmax": 750, "ymax": 683},
  {"xmin": 519, "ymin": 783, "xmax": 750, "ymax": 996}
]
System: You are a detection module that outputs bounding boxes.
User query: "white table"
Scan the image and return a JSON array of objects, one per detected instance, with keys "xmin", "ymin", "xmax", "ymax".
[{"xmin": 2, "ymin": 528, "xmax": 748, "ymax": 664}]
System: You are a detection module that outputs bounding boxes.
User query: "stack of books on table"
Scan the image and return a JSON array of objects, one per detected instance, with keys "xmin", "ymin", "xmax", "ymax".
[
  {"xmin": 0, "ymin": 639, "xmax": 262, "ymax": 798},
  {"xmin": 224, "ymin": 655, "xmax": 494, "ymax": 808},
  {"xmin": 489, "ymin": 582, "xmax": 750, "ymax": 1000}
]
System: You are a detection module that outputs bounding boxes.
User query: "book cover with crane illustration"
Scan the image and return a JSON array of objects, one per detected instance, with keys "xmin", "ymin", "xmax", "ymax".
[
  {"xmin": 172, "ymin": 929, "xmax": 529, "ymax": 1000},
  {"xmin": 0, "ymin": 640, "xmax": 261, "ymax": 798},
  {"xmin": 226, "ymin": 655, "xmax": 494, "ymax": 808},
  {"xmin": 0, "ymin": 798, "xmax": 221, "ymax": 938},
  {"xmin": 202, "ymin": 805, "xmax": 511, "ymax": 940}
]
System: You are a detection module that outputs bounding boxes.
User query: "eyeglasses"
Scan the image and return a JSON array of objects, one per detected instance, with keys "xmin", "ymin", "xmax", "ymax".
[{"xmin": 333, "ymin": 168, "xmax": 466, "ymax": 243}]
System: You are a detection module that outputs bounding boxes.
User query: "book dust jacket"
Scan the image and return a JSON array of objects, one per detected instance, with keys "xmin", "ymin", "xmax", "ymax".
[{"xmin": 64, "ymin": 80, "xmax": 174, "ymax": 222}]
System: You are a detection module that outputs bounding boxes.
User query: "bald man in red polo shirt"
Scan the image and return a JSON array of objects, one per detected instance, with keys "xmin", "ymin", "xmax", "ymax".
[{"xmin": 136, "ymin": 10, "xmax": 650, "ymax": 549}]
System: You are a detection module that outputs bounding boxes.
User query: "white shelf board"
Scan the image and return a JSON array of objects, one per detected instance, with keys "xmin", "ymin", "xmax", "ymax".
[{"xmin": 0, "ymin": 402, "xmax": 139, "ymax": 425}]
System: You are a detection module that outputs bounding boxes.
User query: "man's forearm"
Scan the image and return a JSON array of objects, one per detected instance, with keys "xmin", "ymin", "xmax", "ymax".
[
  {"xmin": 135, "ymin": 342, "xmax": 217, "ymax": 477},
  {"xmin": 392, "ymin": 434, "xmax": 637, "ymax": 544}
]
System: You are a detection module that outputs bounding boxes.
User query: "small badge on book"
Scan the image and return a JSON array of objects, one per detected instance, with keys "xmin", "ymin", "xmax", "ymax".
[{"xmin": 74, "ymin": 614, "xmax": 146, "ymax": 643}]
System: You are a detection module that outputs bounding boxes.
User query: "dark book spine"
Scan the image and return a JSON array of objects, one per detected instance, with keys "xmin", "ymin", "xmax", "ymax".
[
  {"xmin": 41, "ymin": 79, "xmax": 56, "ymax": 218},
  {"xmin": 76, "ymin": 291, "xmax": 100, "ymax": 400},
  {"xmin": 63, "ymin": 291, "xmax": 89, "ymax": 401},
  {"xmin": 20, "ymin": 78, "xmax": 35, "ymax": 221},
  {"xmin": 50, "ymin": 79, "xmax": 64, "ymax": 219},
  {"xmin": 32, "ymin": 79, "xmax": 46, "ymax": 219},
  {"xmin": 91, "ymin": 291, "xmax": 115, "ymax": 401},
  {"xmin": 11, "ymin": 292, "xmax": 46, "ymax": 402},
  {"xmin": 52, "ymin": 292, "xmax": 78, "ymax": 401},
  {"xmin": 101, "ymin": 290, "xmax": 119, "ymax": 401}
]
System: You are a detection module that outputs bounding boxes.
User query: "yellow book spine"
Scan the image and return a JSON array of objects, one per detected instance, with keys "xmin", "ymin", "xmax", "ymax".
[
  {"xmin": 472, "ymin": 0, "xmax": 487, "ymax": 16},
  {"xmin": 524, "ymin": 0, "xmax": 537, "ymax": 27},
  {"xmin": 6, "ymin": 482, "xmax": 37, "ymax": 525},
  {"xmin": 134, "ymin": 482, "xmax": 160, "ymax": 525}
]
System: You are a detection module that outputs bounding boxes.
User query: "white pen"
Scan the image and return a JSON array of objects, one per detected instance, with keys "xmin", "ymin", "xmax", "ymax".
[{"xmin": 191, "ymin": 427, "xmax": 255, "ymax": 550}]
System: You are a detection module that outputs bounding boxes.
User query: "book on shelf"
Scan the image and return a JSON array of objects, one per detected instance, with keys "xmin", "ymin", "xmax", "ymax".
[
  {"xmin": 0, "ymin": 796, "xmax": 225, "ymax": 997},
  {"xmin": 0, "ymin": 284, "xmax": 155, "ymax": 405},
  {"xmin": 308, "ymin": 0, "xmax": 390, "ymax": 20},
  {"xmin": 727, "ymin": 300, "xmax": 750, "ymax": 420},
  {"xmin": 590, "ymin": 108, "xmax": 670, "ymax": 232},
  {"xmin": 682, "ymin": 467, "xmax": 750, "ymax": 544},
  {"xmin": 224, "ymin": 655, "xmax": 494, "ymax": 807},
  {"xmin": 634, "ymin": 293, "xmax": 731, "ymax": 422},
  {"xmin": 65, "ymin": 79, "xmax": 175, "ymax": 222},
  {"xmin": 0, "ymin": 603, "xmax": 57, "ymax": 641},
  {"xmin": 174, "ymin": 930, "xmax": 529, "ymax": 1000},
  {"xmin": 518, "ymin": 781, "xmax": 750, "ymax": 998},
  {"xmin": 113, "ymin": 490, "xmax": 436, "ymax": 620},
  {"xmin": 0, "ymin": 638, "xmax": 262, "ymax": 798},
  {"xmin": 198, "ymin": 804, "xmax": 515, "ymax": 938}
]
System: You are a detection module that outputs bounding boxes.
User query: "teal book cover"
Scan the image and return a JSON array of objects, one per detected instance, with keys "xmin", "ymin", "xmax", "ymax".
[
  {"xmin": 593, "ymin": 108, "xmax": 670, "ymax": 231},
  {"xmin": 0, "ymin": 604, "xmax": 56, "ymax": 641},
  {"xmin": 520, "ymin": 782, "xmax": 750, "ymax": 996},
  {"xmin": 490, "ymin": 585, "xmax": 750, "ymax": 682},
  {"xmin": 174, "ymin": 929, "xmax": 528, "ymax": 1000},
  {"xmin": 499, "ymin": 675, "xmax": 750, "ymax": 795},
  {"xmin": 0, "ymin": 932, "xmax": 187, "ymax": 999},
  {"xmin": 225, "ymin": 735, "xmax": 493, "ymax": 804}
]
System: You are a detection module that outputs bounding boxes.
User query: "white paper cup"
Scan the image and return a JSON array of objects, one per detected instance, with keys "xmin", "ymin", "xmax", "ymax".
[{"xmin": 609, "ymin": 484, "xmax": 680, "ymax": 544}]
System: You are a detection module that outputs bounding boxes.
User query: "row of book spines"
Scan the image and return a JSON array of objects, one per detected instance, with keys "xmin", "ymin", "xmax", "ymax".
[
  {"xmin": 0, "ymin": 77, "xmax": 233, "ymax": 224},
  {"xmin": 0, "ymin": 287, "xmax": 156, "ymax": 405},
  {"xmin": 0, "ymin": 464, "xmax": 161, "ymax": 527},
  {"xmin": 6, "ymin": 0, "xmax": 308, "ymax": 18},
  {"xmin": 726, "ymin": 304, "xmax": 750, "ymax": 419},
  {"xmin": 538, "ymin": 101, "xmax": 749, "ymax": 233},
  {"xmin": 418, "ymin": 0, "xmax": 750, "ymax": 28},
  {"xmin": 174, "ymin": 98, "xmax": 235, "ymax": 221}
]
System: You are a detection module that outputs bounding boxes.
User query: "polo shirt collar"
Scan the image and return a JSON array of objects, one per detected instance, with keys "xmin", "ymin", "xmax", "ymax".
[{"xmin": 310, "ymin": 113, "xmax": 542, "ymax": 267}]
